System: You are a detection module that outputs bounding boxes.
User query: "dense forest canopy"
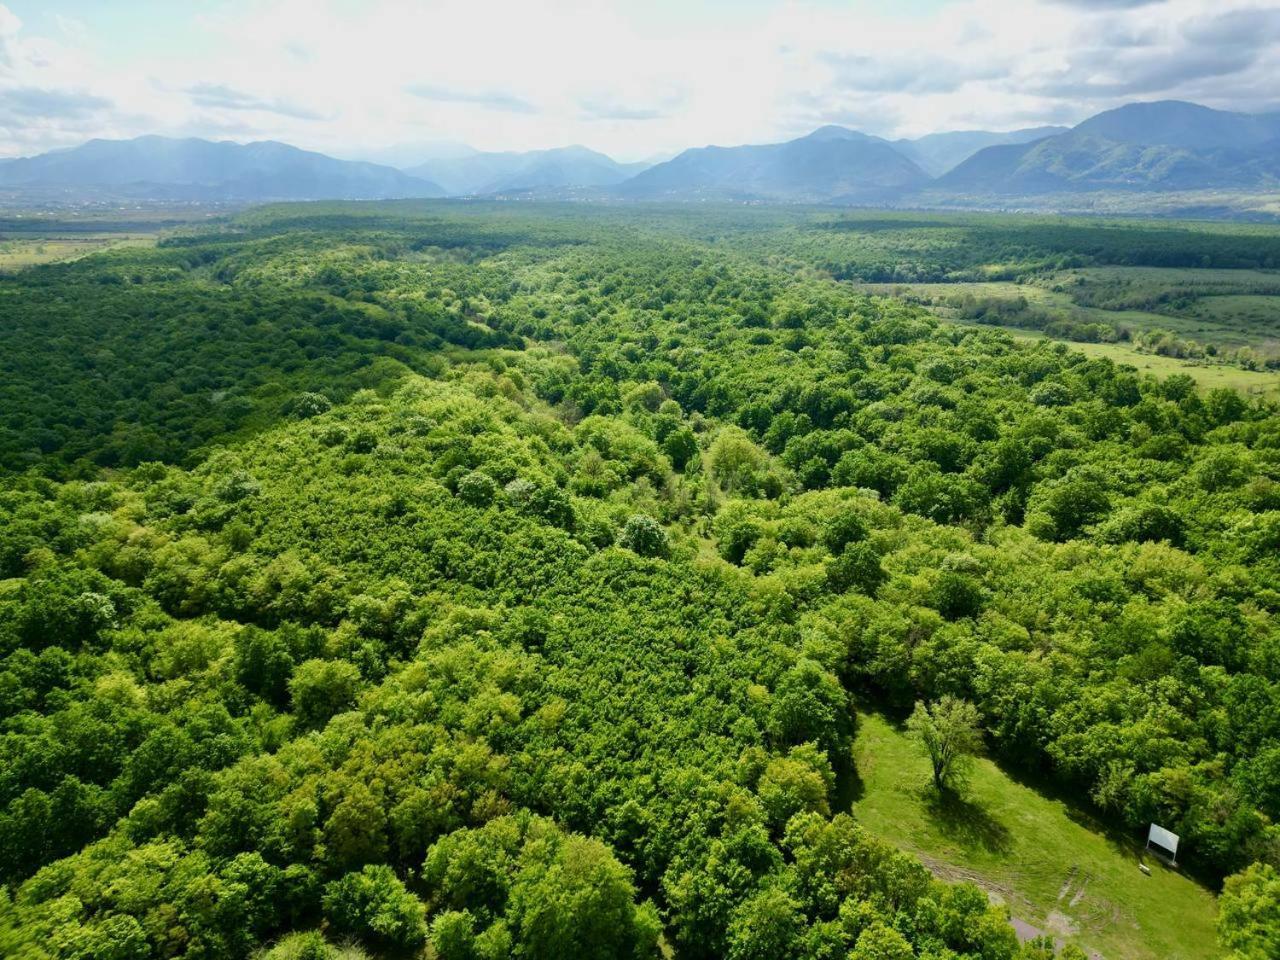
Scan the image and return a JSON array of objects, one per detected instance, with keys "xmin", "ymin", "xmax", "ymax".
[{"xmin": 2, "ymin": 201, "xmax": 1279, "ymax": 960}]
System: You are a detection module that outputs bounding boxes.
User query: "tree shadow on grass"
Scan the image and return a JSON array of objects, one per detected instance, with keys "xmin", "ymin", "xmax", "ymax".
[
  {"xmin": 833, "ymin": 746, "xmax": 866, "ymax": 811},
  {"xmin": 999, "ymin": 760, "xmax": 1221, "ymax": 889},
  {"xmin": 924, "ymin": 788, "xmax": 1014, "ymax": 855}
]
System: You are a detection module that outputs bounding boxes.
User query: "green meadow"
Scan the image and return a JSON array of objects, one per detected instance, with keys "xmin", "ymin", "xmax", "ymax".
[{"xmin": 851, "ymin": 711, "xmax": 1220, "ymax": 960}]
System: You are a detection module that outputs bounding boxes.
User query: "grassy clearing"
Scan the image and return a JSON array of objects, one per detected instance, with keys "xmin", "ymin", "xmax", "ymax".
[
  {"xmin": 858, "ymin": 275, "xmax": 1280, "ymax": 397},
  {"xmin": 860, "ymin": 264, "xmax": 1280, "ymax": 365},
  {"xmin": 0, "ymin": 234, "xmax": 155, "ymax": 272},
  {"xmin": 1071, "ymin": 267, "xmax": 1280, "ymax": 283},
  {"xmin": 850, "ymin": 711, "xmax": 1219, "ymax": 960},
  {"xmin": 1061, "ymin": 340, "xmax": 1280, "ymax": 398},
  {"xmin": 861, "ymin": 278, "xmax": 1191, "ymax": 338},
  {"xmin": 1054, "ymin": 267, "xmax": 1280, "ymax": 348},
  {"xmin": 969, "ymin": 323, "xmax": 1280, "ymax": 399},
  {"xmin": 1187, "ymin": 294, "xmax": 1280, "ymax": 343}
]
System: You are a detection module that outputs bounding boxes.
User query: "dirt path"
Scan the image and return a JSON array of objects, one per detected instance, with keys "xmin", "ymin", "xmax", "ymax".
[{"xmin": 917, "ymin": 852, "xmax": 1104, "ymax": 960}]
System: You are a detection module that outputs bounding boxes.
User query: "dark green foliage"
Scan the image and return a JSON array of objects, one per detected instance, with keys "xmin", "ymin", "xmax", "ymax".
[
  {"xmin": 289, "ymin": 659, "xmax": 363, "ymax": 728},
  {"xmin": 928, "ymin": 571, "xmax": 984, "ymax": 621},
  {"xmin": 662, "ymin": 426, "xmax": 699, "ymax": 471},
  {"xmin": 826, "ymin": 542, "xmax": 886, "ymax": 595},
  {"xmin": 619, "ymin": 514, "xmax": 670, "ymax": 559},
  {"xmin": 821, "ymin": 512, "xmax": 869, "ymax": 554}
]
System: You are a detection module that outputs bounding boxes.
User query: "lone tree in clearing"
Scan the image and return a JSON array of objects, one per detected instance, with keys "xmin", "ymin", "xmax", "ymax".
[{"xmin": 907, "ymin": 696, "xmax": 983, "ymax": 794}]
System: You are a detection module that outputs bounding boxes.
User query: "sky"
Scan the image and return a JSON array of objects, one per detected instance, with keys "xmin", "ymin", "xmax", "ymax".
[{"xmin": 0, "ymin": 0, "xmax": 1278, "ymax": 163}]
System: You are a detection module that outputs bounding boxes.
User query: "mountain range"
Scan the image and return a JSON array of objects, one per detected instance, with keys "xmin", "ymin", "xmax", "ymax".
[
  {"xmin": 891, "ymin": 126, "xmax": 1068, "ymax": 178},
  {"xmin": 0, "ymin": 136, "xmax": 444, "ymax": 201},
  {"xmin": 0, "ymin": 101, "xmax": 1277, "ymax": 209},
  {"xmin": 618, "ymin": 125, "xmax": 932, "ymax": 202},
  {"xmin": 940, "ymin": 101, "xmax": 1280, "ymax": 194},
  {"xmin": 404, "ymin": 145, "xmax": 649, "ymax": 196}
]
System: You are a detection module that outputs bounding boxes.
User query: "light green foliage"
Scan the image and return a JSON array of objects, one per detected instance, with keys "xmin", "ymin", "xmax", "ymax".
[
  {"xmin": 725, "ymin": 885, "xmax": 805, "ymax": 960},
  {"xmin": 908, "ymin": 697, "xmax": 984, "ymax": 794},
  {"xmin": 430, "ymin": 911, "xmax": 478, "ymax": 960},
  {"xmin": 457, "ymin": 471, "xmax": 500, "ymax": 507},
  {"xmin": 850, "ymin": 921, "xmax": 914, "ymax": 960},
  {"xmin": 424, "ymin": 815, "xmax": 658, "ymax": 960},
  {"xmin": 757, "ymin": 744, "xmax": 835, "ymax": 826},
  {"xmin": 1219, "ymin": 862, "xmax": 1280, "ymax": 960},
  {"xmin": 260, "ymin": 931, "xmax": 346, "ymax": 960},
  {"xmin": 707, "ymin": 428, "xmax": 771, "ymax": 497},
  {"xmin": 322, "ymin": 864, "xmax": 426, "ymax": 950},
  {"xmin": 293, "ymin": 393, "xmax": 334, "ymax": 419}
]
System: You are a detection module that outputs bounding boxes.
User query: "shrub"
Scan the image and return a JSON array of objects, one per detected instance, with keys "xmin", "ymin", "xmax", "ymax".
[
  {"xmin": 618, "ymin": 515, "xmax": 669, "ymax": 559},
  {"xmin": 289, "ymin": 659, "xmax": 363, "ymax": 728},
  {"xmin": 457, "ymin": 471, "xmax": 499, "ymax": 507}
]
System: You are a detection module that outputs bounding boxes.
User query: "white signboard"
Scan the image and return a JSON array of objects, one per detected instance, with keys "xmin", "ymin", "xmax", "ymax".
[{"xmin": 1147, "ymin": 823, "xmax": 1179, "ymax": 862}]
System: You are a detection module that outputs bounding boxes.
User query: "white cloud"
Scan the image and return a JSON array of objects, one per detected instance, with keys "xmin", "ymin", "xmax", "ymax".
[{"xmin": 0, "ymin": 0, "xmax": 1276, "ymax": 160}]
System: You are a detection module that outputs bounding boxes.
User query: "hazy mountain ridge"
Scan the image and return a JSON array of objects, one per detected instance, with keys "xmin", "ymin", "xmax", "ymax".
[
  {"xmin": 618, "ymin": 126, "xmax": 931, "ymax": 202},
  {"xmin": 614, "ymin": 102, "xmax": 1280, "ymax": 203},
  {"xmin": 892, "ymin": 126, "xmax": 1069, "ymax": 177},
  {"xmin": 0, "ymin": 135, "xmax": 444, "ymax": 201},
  {"xmin": 404, "ymin": 145, "xmax": 646, "ymax": 195},
  {"xmin": 2, "ymin": 101, "xmax": 1278, "ymax": 210},
  {"xmin": 941, "ymin": 101, "xmax": 1280, "ymax": 194}
]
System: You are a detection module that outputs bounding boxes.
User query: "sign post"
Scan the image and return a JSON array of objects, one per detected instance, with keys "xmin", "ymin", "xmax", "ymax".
[{"xmin": 1146, "ymin": 823, "xmax": 1179, "ymax": 866}]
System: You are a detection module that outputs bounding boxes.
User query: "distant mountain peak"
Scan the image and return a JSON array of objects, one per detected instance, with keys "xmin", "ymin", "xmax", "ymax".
[
  {"xmin": 801, "ymin": 125, "xmax": 870, "ymax": 142},
  {"xmin": 1071, "ymin": 99, "xmax": 1280, "ymax": 149},
  {"xmin": 404, "ymin": 144, "xmax": 643, "ymax": 196},
  {"xmin": 892, "ymin": 125, "xmax": 1071, "ymax": 177},
  {"xmin": 4, "ymin": 98, "xmax": 1276, "ymax": 208},
  {"xmin": 938, "ymin": 100, "xmax": 1280, "ymax": 194},
  {"xmin": 618, "ymin": 126, "xmax": 927, "ymax": 202}
]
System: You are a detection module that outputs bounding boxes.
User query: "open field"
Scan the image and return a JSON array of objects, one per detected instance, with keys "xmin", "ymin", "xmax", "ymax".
[
  {"xmin": 1052, "ymin": 339, "xmax": 1280, "ymax": 398},
  {"xmin": 0, "ymin": 206, "xmax": 233, "ymax": 272},
  {"xmin": 1050, "ymin": 266, "xmax": 1280, "ymax": 348},
  {"xmin": 858, "ymin": 277, "xmax": 1200, "ymax": 338},
  {"xmin": 859, "ymin": 280, "xmax": 1280, "ymax": 397},
  {"xmin": 0, "ymin": 234, "xmax": 157, "ymax": 272},
  {"xmin": 858, "ymin": 260, "xmax": 1280, "ymax": 385},
  {"xmin": 861, "ymin": 269, "xmax": 1280, "ymax": 346},
  {"xmin": 966, "ymin": 320, "xmax": 1280, "ymax": 399},
  {"xmin": 850, "ymin": 711, "xmax": 1220, "ymax": 960}
]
